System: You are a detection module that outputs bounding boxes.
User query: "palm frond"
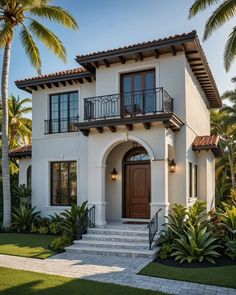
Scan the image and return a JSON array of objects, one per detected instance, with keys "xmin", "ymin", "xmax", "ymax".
[
  {"xmin": 189, "ymin": 0, "xmax": 220, "ymax": 18},
  {"xmin": 0, "ymin": 23, "xmax": 14, "ymax": 48},
  {"xmin": 224, "ymin": 26, "xmax": 236, "ymax": 71},
  {"xmin": 28, "ymin": 5, "xmax": 78, "ymax": 30},
  {"xmin": 29, "ymin": 19, "xmax": 66, "ymax": 63},
  {"xmin": 203, "ymin": 0, "xmax": 236, "ymax": 40},
  {"xmin": 20, "ymin": 25, "xmax": 41, "ymax": 74}
]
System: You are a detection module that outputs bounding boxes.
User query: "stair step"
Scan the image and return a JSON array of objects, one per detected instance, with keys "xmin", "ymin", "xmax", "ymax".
[
  {"xmin": 65, "ymin": 245, "xmax": 158, "ymax": 259},
  {"xmin": 82, "ymin": 234, "xmax": 149, "ymax": 243},
  {"xmin": 100, "ymin": 224, "xmax": 148, "ymax": 230},
  {"xmin": 87, "ymin": 228, "xmax": 149, "ymax": 237},
  {"xmin": 74, "ymin": 239, "xmax": 149, "ymax": 250}
]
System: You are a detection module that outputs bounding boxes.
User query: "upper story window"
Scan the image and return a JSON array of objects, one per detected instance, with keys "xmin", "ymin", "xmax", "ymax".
[
  {"xmin": 47, "ymin": 91, "xmax": 78, "ymax": 134},
  {"xmin": 189, "ymin": 162, "xmax": 193, "ymax": 198},
  {"xmin": 121, "ymin": 69, "xmax": 155, "ymax": 114}
]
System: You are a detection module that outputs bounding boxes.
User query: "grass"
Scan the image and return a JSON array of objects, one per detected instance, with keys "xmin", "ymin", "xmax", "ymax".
[
  {"xmin": 0, "ymin": 233, "xmax": 56, "ymax": 259},
  {"xmin": 139, "ymin": 262, "xmax": 236, "ymax": 289},
  {"xmin": 0, "ymin": 267, "xmax": 166, "ymax": 295}
]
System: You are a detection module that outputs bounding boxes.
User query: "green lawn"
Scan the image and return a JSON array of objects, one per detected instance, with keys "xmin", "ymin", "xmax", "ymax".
[
  {"xmin": 0, "ymin": 234, "xmax": 56, "ymax": 259},
  {"xmin": 140, "ymin": 262, "xmax": 236, "ymax": 289},
  {"xmin": 0, "ymin": 267, "xmax": 165, "ymax": 295}
]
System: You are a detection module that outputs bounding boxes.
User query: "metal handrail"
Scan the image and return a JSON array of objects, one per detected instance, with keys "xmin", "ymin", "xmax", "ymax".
[
  {"xmin": 76, "ymin": 205, "xmax": 95, "ymax": 239},
  {"xmin": 148, "ymin": 209, "xmax": 162, "ymax": 250}
]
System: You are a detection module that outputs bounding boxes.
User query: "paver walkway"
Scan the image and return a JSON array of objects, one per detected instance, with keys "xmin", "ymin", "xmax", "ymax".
[{"xmin": 0, "ymin": 253, "xmax": 235, "ymax": 295}]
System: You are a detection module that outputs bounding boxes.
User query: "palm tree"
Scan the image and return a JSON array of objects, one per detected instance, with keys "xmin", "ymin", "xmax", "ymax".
[
  {"xmin": 8, "ymin": 96, "xmax": 32, "ymax": 148},
  {"xmin": 0, "ymin": 0, "xmax": 78, "ymax": 228},
  {"xmin": 189, "ymin": 0, "xmax": 236, "ymax": 71},
  {"xmin": 211, "ymin": 107, "xmax": 236, "ymax": 189}
]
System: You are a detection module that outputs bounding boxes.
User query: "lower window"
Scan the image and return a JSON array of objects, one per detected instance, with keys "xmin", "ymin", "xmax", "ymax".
[{"xmin": 51, "ymin": 161, "xmax": 77, "ymax": 206}]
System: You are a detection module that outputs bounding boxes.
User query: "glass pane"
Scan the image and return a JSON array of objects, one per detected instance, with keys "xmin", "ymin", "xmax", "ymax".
[
  {"xmin": 69, "ymin": 92, "xmax": 78, "ymax": 131},
  {"xmin": 125, "ymin": 148, "xmax": 149, "ymax": 162},
  {"xmin": 123, "ymin": 76, "xmax": 132, "ymax": 113},
  {"xmin": 60, "ymin": 162, "xmax": 69, "ymax": 205},
  {"xmin": 145, "ymin": 72, "xmax": 155, "ymax": 112},
  {"xmin": 52, "ymin": 163, "xmax": 61, "ymax": 205},
  {"xmin": 69, "ymin": 162, "xmax": 77, "ymax": 205},
  {"xmin": 60, "ymin": 94, "xmax": 68, "ymax": 132},
  {"xmin": 50, "ymin": 95, "xmax": 59, "ymax": 133},
  {"xmin": 134, "ymin": 75, "xmax": 142, "ymax": 112}
]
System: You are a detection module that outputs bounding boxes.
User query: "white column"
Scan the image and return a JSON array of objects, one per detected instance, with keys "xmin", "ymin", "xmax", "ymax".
[
  {"xmin": 150, "ymin": 159, "xmax": 169, "ymax": 226},
  {"xmin": 198, "ymin": 151, "xmax": 215, "ymax": 211},
  {"xmin": 88, "ymin": 165, "xmax": 107, "ymax": 226}
]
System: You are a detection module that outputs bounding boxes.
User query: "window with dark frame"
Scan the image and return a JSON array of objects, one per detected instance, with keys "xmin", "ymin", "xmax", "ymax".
[
  {"xmin": 51, "ymin": 161, "xmax": 77, "ymax": 206},
  {"xmin": 49, "ymin": 91, "xmax": 78, "ymax": 133},
  {"xmin": 194, "ymin": 164, "xmax": 198, "ymax": 198},
  {"xmin": 189, "ymin": 162, "xmax": 192, "ymax": 198}
]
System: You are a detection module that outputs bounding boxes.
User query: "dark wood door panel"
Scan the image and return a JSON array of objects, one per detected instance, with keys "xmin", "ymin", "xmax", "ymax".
[{"xmin": 125, "ymin": 164, "xmax": 150, "ymax": 218}]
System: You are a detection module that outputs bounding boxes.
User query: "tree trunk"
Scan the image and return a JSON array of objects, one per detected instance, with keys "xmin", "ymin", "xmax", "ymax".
[
  {"xmin": 228, "ymin": 147, "xmax": 236, "ymax": 189},
  {"xmin": 1, "ymin": 42, "xmax": 12, "ymax": 229}
]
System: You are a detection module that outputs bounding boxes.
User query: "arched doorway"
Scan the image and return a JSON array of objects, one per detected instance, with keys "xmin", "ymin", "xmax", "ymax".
[{"xmin": 123, "ymin": 147, "xmax": 150, "ymax": 219}]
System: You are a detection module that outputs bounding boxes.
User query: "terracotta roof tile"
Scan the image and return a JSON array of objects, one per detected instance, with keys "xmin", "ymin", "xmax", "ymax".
[
  {"xmin": 9, "ymin": 144, "xmax": 32, "ymax": 158},
  {"xmin": 77, "ymin": 31, "xmax": 197, "ymax": 59},
  {"xmin": 15, "ymin": 67, "xmax": 87, "ymax": 83},
  {"xmin": 192, "ymin": 135, "xmax": 219, "ymax": 149}
]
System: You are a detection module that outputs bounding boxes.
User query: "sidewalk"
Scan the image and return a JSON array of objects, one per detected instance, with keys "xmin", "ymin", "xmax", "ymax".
[{"xmin": 0, "ymin": 253, "xmax": 235, "ymax": 295}]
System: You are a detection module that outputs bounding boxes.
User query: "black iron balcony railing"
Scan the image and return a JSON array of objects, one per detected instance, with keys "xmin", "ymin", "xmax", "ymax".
[
  {"xmin": 84, "ymin": 87, "xmax": 173, "ymax": 121},
  {"xmin": 45, "ymin": 117, "xmax": 79, "ymax": 134}
]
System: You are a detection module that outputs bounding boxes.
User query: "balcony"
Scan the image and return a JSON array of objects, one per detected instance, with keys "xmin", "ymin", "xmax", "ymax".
[
  {"xmin": 45, "ymin": 117, "xmax": 79, "ymax": 134},
  {"xmin": 84, "ymin": 87, "xmax": 173, "ymax": 121}
]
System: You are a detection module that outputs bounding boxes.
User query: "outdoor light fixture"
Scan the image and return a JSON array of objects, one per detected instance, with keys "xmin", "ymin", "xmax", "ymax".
[
  {"xmin": 111, "ymin": 168, "xmax": 118, "ymax": 181},
  {"xmin": 169, "ymin": 159, "xmax": 176, "ymax": 173}
]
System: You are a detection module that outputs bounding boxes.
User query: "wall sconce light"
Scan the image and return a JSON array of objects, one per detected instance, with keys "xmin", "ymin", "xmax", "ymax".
[
  {"xmin": 169, "ymin": 159, "xmax": 176, "ymax": 173},
  {"xmin": 111, "ymin": 168, "xmax": 118, "ymax": 181}
]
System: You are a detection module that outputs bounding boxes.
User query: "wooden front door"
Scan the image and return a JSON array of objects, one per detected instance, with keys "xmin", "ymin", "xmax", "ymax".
[{"xmin": 124, "ymin": 163, "xmax": 150, "ymax": 219}]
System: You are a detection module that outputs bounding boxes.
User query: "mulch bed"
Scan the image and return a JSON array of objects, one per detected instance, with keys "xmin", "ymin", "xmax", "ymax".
[{"xmin": 154, "ymin": 256, "xmax": 236, "ymax": 268}]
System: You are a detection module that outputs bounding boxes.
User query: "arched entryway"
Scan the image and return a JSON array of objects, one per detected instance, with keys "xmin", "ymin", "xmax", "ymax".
[{"xmin": 123, "ymin": 147, "xmax": 151, "ymax": 219}]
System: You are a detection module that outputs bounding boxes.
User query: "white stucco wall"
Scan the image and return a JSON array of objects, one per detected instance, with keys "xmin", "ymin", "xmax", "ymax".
[{"xmin": 18, "ymin": 157, "xmax": 31, "ymax": 186}]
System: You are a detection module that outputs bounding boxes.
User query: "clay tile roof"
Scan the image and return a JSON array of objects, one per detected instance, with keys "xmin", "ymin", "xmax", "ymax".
[
  {"xmin": 15, "ymin": 67, "xmax": 87, "ymax": 84},
  {"xmin": 9, "ymin": 144, "xmax": 32, "ymax": 158},
  {"xmin": 192, "ymin": 135, "xmax": 221, "ymax": 157},
  {"xmin": 77, "ymin": 31, "xmax": 197, "ymax": 59}
]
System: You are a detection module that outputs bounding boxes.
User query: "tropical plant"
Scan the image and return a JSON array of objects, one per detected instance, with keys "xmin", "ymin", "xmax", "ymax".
[
  {"xmin": 60, "ymin": 202, "xmax": 88, "ymax": 238},
  {"xmin": 171, "ymin": 223, "xmax": 221, "ymax": 264},
  {"xmin": 0, "ymin": 0, "xmax": 78, "ymax": 229},
  {"xmin": 225, "ymin": 238, "xmax": 236, "ymax": 259},
  {"xmin": 158, "ymin": 243, "xmax": 172, "ymax": 260},
  {"xmin": 11, "ymin": 205, "xmax": 40, "ymax": 232},
  {"xmin": 189, "ymin": 0, "xmax": 236, "ymax": 71},
  {"xmin": 49, "ymin": 235, "xmax": 73, "ymax": 253},
  {"xmin": 11, "ymin": 184, "xmax": 31, "ymax": 207},
  {"xmin": 211, "ymin": 109, "xmax": 236, "ymax": 190}
]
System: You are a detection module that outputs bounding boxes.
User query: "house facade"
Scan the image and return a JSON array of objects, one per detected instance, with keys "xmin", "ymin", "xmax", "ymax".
[{"xmin": 12, "ymin": 30, "xmax": 221, "ymax": 227}]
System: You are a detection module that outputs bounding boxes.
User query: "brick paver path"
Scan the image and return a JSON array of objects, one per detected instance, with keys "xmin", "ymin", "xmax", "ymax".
[{"xmin": 0, "ymin": 253, "xmax": 235, "ymax": 295}]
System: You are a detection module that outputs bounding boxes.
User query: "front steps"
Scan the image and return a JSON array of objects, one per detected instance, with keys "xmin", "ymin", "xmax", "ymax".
[{"xmin": 65, "ymin": 223, "xmax": 159, "ymax": 258}]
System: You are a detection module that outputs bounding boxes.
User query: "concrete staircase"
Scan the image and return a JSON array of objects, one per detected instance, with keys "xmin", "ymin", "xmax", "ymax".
[{"xmin": 65, "ymin": 223, "xmax": 159, "ymax": 258}]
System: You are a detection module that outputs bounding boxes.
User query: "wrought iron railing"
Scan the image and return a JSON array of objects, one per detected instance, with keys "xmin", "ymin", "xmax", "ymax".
[
  {"xmin": 148, "ymin": 209, "xmax": 162, "ymax": 250},
  {"xmin": 76, "ymin": 205, "xmax": 95, "ymax": 239},
  {"xmin": 44, "ymin": 117, "xmax": 79, "ymax": 134},
  {"xmin": 84, "ymin": 87, "xmax": 173, "ymax": 121}
]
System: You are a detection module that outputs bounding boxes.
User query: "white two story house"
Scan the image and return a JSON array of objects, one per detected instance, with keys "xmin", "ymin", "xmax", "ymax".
[{"xmin": 12, "ymin": 31, "xmax": 221, "ymax": 254}]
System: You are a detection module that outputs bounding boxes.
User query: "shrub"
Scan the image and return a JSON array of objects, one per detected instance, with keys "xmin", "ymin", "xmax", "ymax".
[
  {"xmin": 158, "ymin": 243, "xmax": 172, "ymax": 260},
  {"xmin": 49, "ymin": 236, "xmax": 72, "ymax": 253},
  {"xmin": 37, "ymin": 226, "xmax": 49, "ymax": 235},
  {"xmin": 11, "ymin": 206, "xmax": 40, "ymax": 232},
  {"xmin": 170, "ymin": 223, "xmax": 221, "ymax": 264},
  {"xmin": 225, "ymin": 238, "xmax": 236, "ymax": 259},
  {"xmin": 12, "ymin": 184, "xmax": 31, "ymax": 207},
  {"xmin": 60, "ymin": 202, "xmax": 88, "ymax": 238}
]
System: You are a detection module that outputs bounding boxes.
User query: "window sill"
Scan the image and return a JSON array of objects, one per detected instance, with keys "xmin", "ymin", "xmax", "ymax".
[
  {"xmin": 188, "ymin": 197, "xmax": 198, "ymax": 204},
  {"xmin": 44, "ymin": 206, "xmax": 71, "ymax": 210}
]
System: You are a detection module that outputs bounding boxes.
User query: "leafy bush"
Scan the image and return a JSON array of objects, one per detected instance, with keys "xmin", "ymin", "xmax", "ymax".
[
  {"xmin": 11, "ymin": 206, "xmax": 40, "ymax": 232},
  {"xmin": 49, "ymin": 236, "xmax": 72, "ymax": 253},
  {"xmin": 60, "ymin": 202, "xmax": 88, "ymax": 238},
  {"xmin": 170, "ymin": 223, "xmax": 221, "ymax": 264},
  {"xmin": 225, "ymin": 238, "xmax": 236, "ymax": 259},
  {"xmin": 158, "ymin": 200, "xmax": 221, "ymax": 264},
  {"xmin": 12, "ymin": 184, "xmax": 31, "ymax": 207},
  {"xmin": 158, "ymin": 243, "xmax": 172, "ymax": 260}
]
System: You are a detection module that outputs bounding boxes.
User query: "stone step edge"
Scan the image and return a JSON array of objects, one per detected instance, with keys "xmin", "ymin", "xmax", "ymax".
[
  {"xmin": 74, "ymin": 240, "xmax": 149, "ymax": 247},
  {"xmin": 87, "ymin": 228, "xmax": 149, "ymax": 235},
  {"xmin": 66, "ymin": 245, "xmax": 158, "ymax": 255}
]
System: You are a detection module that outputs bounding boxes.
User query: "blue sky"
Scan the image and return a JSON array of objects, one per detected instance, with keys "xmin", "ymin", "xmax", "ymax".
[{"xmin": 5, "ymin": 0, "xmax": 236, "ymax": 98}]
